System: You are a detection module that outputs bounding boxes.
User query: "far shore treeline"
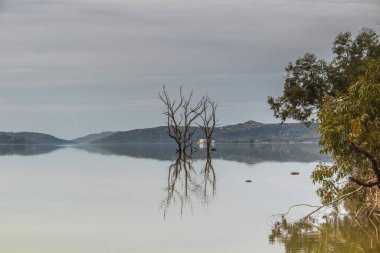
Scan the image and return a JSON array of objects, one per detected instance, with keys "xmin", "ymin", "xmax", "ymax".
[{"xmin": 0, "ymin": 120, "xmax": 319, "ymax": 145}]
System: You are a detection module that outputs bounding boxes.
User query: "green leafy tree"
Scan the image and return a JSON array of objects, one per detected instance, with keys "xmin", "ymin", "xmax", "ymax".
[
  {"xmin": 268, "ymin": 28, "xmax": 380, "ymax": 208},
  {"xmin": 313, "ymin": 58, "xmax": 380, "ymax": 205},
  {"xmin": 268, "ymin": 28, "xmax": 380, "ymax": 125},
  {"xmin": 267, "ymin": 53, "xmax": 329, "ymax": 125}
]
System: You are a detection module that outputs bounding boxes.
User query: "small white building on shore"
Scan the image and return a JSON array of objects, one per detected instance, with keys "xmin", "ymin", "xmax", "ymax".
[{"xmin": 197, "ymin": 139, "xmax": 216, "ymax": 148}]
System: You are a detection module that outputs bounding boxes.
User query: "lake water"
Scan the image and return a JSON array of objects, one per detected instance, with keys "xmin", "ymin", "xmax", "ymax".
[{"xmin": 0, "ymin": 143, "xmax": 357, "ymax": 253}]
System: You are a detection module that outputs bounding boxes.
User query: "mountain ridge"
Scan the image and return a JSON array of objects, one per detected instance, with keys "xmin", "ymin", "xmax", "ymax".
[
  {"xmin": 0, "ymin": 132, "xmax": 73, "ymax": 145},
  {"xmin": 0, "ymin": 121, "xmax": 320, "ymax": 145},
  {"xmin": 71, "ymin": 131, "xmax": 116, "ymax": 143},
  {"xmin": 93, "ymin": 121, "xmax": 320, "ymax": 144}
]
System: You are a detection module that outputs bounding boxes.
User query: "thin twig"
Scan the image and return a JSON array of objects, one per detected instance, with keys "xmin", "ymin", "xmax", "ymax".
[
  {"xmin": 301, "ymin": 186, "xmax": 364, "ymax": 220},
  {"xmin": 277, "ymin": 204, "xmax": 320, "ymax": 218},
  {"xmin": 275, "ymin": 186, "xmax": 364, "ymax": 220}
]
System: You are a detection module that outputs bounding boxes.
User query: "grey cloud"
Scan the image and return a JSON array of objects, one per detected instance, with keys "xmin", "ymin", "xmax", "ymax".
[{"xmin": 0, "ymin": 0, "xmax": 379, "ymax": 138}]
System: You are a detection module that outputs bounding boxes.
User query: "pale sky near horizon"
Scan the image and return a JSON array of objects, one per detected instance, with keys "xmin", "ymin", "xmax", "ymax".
[{"xmin": 0, "ymin": 0, "xmax": 379, "ymax": 139}]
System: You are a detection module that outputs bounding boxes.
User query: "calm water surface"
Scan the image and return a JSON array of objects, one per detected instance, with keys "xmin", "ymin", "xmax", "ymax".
[{"xmin": 0, "ymin": 143, "xmax": 357, "ymax": 253}]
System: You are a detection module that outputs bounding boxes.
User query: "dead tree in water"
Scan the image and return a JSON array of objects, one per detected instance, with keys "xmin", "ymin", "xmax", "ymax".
[
  {"xmin": 198, "ymin": 96, "xmax": 217, "ymax": 153},
  {"xmin": 181, "ymin": 89, "xmax": 205, "ymax": 153},
  {"xmin": 159, "ymin": 86, "xmax": 205, "ymax": 155}
]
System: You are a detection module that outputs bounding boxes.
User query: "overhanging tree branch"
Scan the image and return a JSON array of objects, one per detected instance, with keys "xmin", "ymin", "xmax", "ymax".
[{"xmin": 349, "ymin": 142, "xmax": 380, "ymax": 188}]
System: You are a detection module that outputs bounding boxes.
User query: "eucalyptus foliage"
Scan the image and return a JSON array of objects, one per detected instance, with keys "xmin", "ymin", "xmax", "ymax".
[
  {"xmin": 314, "ymin": 58, "xmax": 380, "ymax": 204},
  {"xmin": 268, "ymin": 28, "xmax": 380, "ymax": 125},
  {"xmin": 268, "ymin": 28, "xmax": 380, "ymax": 206}
]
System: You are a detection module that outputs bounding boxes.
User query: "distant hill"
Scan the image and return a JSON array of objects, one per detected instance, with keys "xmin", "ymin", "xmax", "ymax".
[
  {"xmin": 0, "ymin": 121, "xmax": 319, "ymax": 145},
  {"xmin": 213, "ymin": 120, "xmax": 319, "ymax": 143},
  {"xmin": 72, "ymin": 131, "xmax": 116, "ymax": 143},
  {"xmin": 93, "ymin": 120, "xmax": 320, "ymax": 144},
  {"xmin": 93, "ymin": 127, "xmax": 169, "ymax": 144},
  {"xmin": 0, "ymin": 132, "xmax": 73, "ymax": 145}
]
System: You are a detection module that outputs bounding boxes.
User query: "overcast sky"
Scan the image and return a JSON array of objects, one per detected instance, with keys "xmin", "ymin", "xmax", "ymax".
[{"xmin": 0, "ymin": 0, "xmax": 379, "ymax": 139}]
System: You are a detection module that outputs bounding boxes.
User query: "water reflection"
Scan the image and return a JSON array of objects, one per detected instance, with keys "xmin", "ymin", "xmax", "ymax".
[
  {"xmin": 0, "ymin": 144, "xmax": 62, "ymax": 156},
  {"xmin": 0, "ymin": 142, "xmax": 327, "ymax": 252},
  {"xmin": 202, "ymin": 153, "xmax": 216, "ymax": 203},
  {"xmin": 76, "ymin": 143, "xmax": 328, "ymax": 164},
  {"xmin": 0, "ymin": 143, "xmax": 328, "ymax": 164},
  {"xmin": 269, "ymin": 213, "xmax": 380, "ymax": 253},
  {"xmin": 161, "ymin": 152, "xmax": 216, "ymax": 217}
]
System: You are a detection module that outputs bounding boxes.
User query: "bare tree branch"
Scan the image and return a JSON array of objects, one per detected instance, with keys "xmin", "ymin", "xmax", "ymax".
[
  {"xmin": 159, "ymin": 86, "xmax": 211, "ymax": 155},
  {"xmin": 274, "ymin": 186, "xmax": 364, "ymax": 220},
  {"xmin": 198, "ymin": 96, "xmax": 217, "ymax": 153},
  {"xmin": 349, "ymin": 142, "xmax": 380, "ymax": 188}
]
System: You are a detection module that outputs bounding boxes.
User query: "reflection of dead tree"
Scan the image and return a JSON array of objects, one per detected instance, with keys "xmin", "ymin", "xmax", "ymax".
[
  {"xmin": 160, "ymin": 152, "xmax": 217, "ymax": 217},
  {"xmin": 200, "ymin": 152, "xmax": 216, "ymax": 204},
  {"xmin": 159, "ymin": 86, "xmax": 205, "ymax": 155},
  {"xmin": 161, "ymin": 154, "xmax": 198, "ymax": 217},
  {"xmin": 198, "ymin": 96, "xmax": 217, "ymax": 154}
]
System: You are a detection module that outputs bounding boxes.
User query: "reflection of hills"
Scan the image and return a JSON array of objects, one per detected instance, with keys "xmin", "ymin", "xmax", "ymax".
[
  {"xmin": 214, "ymin": 143, "xmax": 328, "ymax": 163},
  {"xmin": 77, "ymin": 143, "xmax": 329, "ymax": 164},
  {"xmin": 0, "ymin": 145, "xmax": 63, "ymax": 156},
  {"xmin": 75, "ymin": 143, "xmax": 180, "ymax": 160},
  {"xmin": 0, "ymin": 144, "xmax": 329, "ymax": 162}
]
